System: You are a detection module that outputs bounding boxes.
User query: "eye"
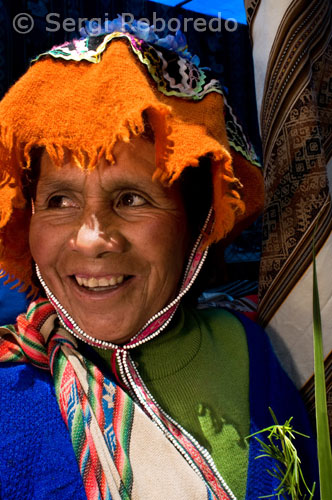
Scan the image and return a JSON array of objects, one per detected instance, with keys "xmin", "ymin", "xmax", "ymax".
[
  {"xmin": 48, "ymin": 195, "xmax": 79, "ymax": 209},
  {"xmin": 117, "ymin": 192, "xmax": 147, "ymax": 207}
]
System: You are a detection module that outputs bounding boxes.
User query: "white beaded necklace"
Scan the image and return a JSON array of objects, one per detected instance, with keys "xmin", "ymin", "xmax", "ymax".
[
  {"xmin": 34, "ymin": 207, "xmax": 236, "ymax": 499},
  {"xmin": 35, "ymin": 208, "xmax": 213, "ymax": 352}
]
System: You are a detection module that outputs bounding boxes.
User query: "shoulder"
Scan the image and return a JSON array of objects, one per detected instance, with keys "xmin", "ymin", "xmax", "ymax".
[
  {"xmin": 0, "ymin": 359, "xmax": 53, "ymax": 386},
  {"xmin": 195, "ymin": 306, "xmax": 276, "ymax": 359},
  {"xmin": 191, "ymin": 305, "xmax": 265, "ymax": 352},
  {"xmin": 190, "ymin": 306, "xmax": 312, "ymax": 426},
  {"xmin": 193, "ymin": 305, "xmax": 263, "ymax": 332},
  {"xmin": 0, "ymin": 284, "xmax": 28, "ymax": 325},
  {"xmin": 0, "ymin": 362, "xmax": 59, "ymax": 415},
  {"xmin": 192, "ymin": 305, "xmax": 249, "ymax": 334},
  {"xmin": 0, "ymin": 363, "xmax": 86, "ymax": 499}
]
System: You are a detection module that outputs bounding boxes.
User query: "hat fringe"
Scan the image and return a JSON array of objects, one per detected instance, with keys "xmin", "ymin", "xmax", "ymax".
[
  {"xmin": 0, "ymin": 103, "xmax": 244, "ymax": 294},
  {"xmin": 0, "ymin": 106, "xmax": 164, "ymax": 294}
]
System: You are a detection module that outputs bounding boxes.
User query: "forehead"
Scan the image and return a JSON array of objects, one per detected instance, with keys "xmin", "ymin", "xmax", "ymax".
[{"xmin": 38, "ymin": 136, "xmax": 157, "ymax": 188}]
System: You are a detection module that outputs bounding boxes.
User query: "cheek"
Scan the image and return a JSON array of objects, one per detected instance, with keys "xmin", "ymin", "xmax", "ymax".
[
  {"xmin": 29, "ymin": 218, "xmax": 67, "ymax": 270},
  {"xmin": 135, "ymin": 214, "xmax": 189, "ymax": 277}
]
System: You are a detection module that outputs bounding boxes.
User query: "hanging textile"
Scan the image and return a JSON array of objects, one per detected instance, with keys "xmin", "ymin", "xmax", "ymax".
[{"xmin": 245, "ymin": 0, "xmax": 332, "ymax": 434}]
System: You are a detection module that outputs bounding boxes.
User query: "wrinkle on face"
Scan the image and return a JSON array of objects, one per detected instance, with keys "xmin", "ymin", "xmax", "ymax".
[{"xmin": 29, "ymin": 136, "xmax": 190, "ymax": 343}]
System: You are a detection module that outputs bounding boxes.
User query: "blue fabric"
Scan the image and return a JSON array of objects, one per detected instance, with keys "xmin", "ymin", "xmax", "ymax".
[
  {"xmin": 234, "ymin": 312, "xmax": 319, "ymax": 500},
  {"xmin": 0, "ymin": 314, "xmax": 318, "ymax": 499},
  {"xmin": 0, "ymin": 282, "xmax": 28, "ymax": 325},
  {"xmin": 0, "ymin": 363, "xmax": 86, "ymax": 499}
]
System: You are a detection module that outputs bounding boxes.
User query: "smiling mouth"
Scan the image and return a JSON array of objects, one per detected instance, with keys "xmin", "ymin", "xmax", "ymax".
[{"xmin": 73, "ymin": 275, "xmax": 132, "ymax": 292}]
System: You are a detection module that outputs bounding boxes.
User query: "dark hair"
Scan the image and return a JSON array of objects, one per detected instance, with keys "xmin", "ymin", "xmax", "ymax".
[
  {"xmin": 177, "ymin": 156, "xmax": 222, "ymax": 303},
  {"xmin": 21, "ymin": 147, "xmax": 43, "ymax": 202},
  {"xmin": 178, "ymin": 155, "xmax": 213, "ymax": 243}
]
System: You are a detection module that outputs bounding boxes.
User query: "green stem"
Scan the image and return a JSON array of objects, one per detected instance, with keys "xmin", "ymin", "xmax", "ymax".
[{"xmin": 312, "ymin": 238, "xmax": 332, "ymax": 499}]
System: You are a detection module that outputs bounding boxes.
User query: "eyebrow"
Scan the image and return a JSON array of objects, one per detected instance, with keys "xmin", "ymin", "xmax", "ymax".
[
  {"xmin": 37, "ymin": 176, "xmax": 82, "ymax": 191},
  {"xmin": 98, "ymin": 168, "xmax": 161, "ymax": 193},
  {"xmin": 36, "ymin": 172, "xmax": 161, "ymax": 196},
  {"xmin": 101, "ymin": 178, "xmax": 157, "ymax": 192}
]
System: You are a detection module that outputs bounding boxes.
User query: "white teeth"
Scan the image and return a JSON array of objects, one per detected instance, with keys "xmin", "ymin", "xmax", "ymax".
[
  {"xmin": 98, "ymin": 277, "xmax": 109, "ymax": 287},
  {"xmin": 75, "ymin": 275, "xmax": 126, "ymax": 288},
  {"xmin": 87, "ymin": 277, "xmax": 98, "ymax": 288}
]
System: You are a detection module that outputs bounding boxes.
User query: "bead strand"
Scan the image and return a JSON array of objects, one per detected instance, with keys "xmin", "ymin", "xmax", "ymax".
[
  {"xmin": 36, "ymin": 264, "xmax": 125, "ymax": 350},
  {"xmin": 127, "ymin": 246, "xmax": 209, "ymax": 348},
  {"xmin": 181, "ymin": 207, "xmax": 212, "ymax": 286},
  {"xmin": 34, "ymin": 207, "xmax": 211, "ymax": 351},
  {"xmin": 120, "ymin": 354, "xmax": 206, "ymax": 483},
  {"xmin": 34, "ymin": 206, "xmax": 236, "ymax": 498},
  {"xmin": 121, "ymin": 352, "xmax": 236, "ymax": 499}
]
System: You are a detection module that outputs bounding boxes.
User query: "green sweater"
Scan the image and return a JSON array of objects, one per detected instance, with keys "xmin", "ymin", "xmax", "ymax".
[{"xmin": 97, "ymin": 306, "xmax": 250, "ymax": 498}]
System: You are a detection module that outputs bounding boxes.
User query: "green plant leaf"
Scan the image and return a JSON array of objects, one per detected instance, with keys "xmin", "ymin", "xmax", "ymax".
[
  {"xmin": 247, "ymin": 408, "xmax": 315, "ymax": 499},
  {"xmin": 312, "ymin": 235, "xmax": 332, "ymax": 499}
]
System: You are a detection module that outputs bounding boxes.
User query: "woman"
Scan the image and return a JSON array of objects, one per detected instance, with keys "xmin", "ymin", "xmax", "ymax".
[{"xmin": 0, "ymin": 22, "xmax": 317, "ymax": 499}]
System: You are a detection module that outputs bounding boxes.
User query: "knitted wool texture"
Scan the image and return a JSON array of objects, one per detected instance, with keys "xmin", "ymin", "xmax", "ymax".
[{"xmin": 0, "ymin": 38, "xmax": 263, "ymax": 294}]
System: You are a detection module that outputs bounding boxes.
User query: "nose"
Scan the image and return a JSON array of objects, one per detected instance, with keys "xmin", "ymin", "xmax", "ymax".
[{"xmin": 69, "ymin": 213, "xmax": 128, "ymax": 257}]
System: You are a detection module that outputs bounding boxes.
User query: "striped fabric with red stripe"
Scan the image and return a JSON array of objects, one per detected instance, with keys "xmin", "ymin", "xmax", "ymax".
[{"xmin": 0, "ymin": 296, "xmax": 232, "ymax": 500}]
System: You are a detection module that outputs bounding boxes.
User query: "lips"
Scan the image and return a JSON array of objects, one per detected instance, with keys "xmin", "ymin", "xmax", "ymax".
[{"xmin": 75, "ymin": 275, "xmax": 125, "ymax": 288}]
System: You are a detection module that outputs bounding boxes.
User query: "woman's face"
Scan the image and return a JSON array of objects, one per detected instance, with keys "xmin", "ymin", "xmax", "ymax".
[{"xmin": 29, "ymin": 137, "xmax": 189, "ymax": 344}]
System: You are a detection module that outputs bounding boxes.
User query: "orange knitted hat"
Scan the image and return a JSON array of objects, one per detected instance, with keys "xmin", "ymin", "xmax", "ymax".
[{"xmin": 0, "ymin": 31, "xmax": 263, "ymax": 293}]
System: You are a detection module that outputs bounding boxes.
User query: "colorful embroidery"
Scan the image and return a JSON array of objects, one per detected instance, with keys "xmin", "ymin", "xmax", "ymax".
[
  {"xmin": 33, "ymin": 30, "xmax": 260, "ymax": 168},
  {"xmin": 34, "ymin": 31, "xmax": 222, "ymax": 101},
  {"xmin": 0, "ymin": 213, "xmax": 235, "ymax": 499},
  {"xmin": 0, "ymin": 299, "xmax": 234, "ymax": 499}
]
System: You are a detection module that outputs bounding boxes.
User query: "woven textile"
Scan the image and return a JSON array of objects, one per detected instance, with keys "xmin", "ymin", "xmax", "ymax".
[
  {"xmin": 0, "ymin": 298, "xmax": 234, "ymax": 500},
  {"xmin": 245, "ymin": 0, "xmax": 332, "ymax": 435},
  {"xmin": 0, "ymin": 302, "xmax": 320, "ymax": 499},
  {"xmin": 253, "ymin": 0, "xmax": 332, "ymax": 320}
]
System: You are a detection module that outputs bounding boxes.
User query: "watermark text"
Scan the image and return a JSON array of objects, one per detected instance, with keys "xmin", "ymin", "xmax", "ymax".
[{"xmin": 12, "ymin": 12, "xmax": 238, "ymax": 35}]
